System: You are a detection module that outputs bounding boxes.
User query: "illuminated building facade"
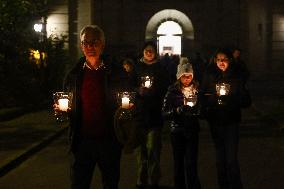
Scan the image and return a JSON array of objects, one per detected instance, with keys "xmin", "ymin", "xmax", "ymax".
[{"xmin": 47, "ymin": 0, "xmax": 284, "ymax": 77}]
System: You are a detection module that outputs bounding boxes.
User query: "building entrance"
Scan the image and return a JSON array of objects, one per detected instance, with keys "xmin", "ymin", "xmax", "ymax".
[
  {"xmin": 157, "ymin": 21, "xmax": 182, "ymax": 56},
  {"xmin": 145, "ymin": 9, "xmax": 194, "ymax": 56}
]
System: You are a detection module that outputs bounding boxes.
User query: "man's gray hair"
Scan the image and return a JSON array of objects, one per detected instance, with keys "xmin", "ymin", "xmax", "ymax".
[{"xmin": 80, "ymin": 25, "xmax": 105, "ymax": 45}]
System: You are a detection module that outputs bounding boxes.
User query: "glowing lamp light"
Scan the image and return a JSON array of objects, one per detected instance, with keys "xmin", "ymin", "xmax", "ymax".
[
  {"xmin": 31, "ymin": 50, "xmax": 41, "ymax": 60},
  {"xmin": 34, "ymin": 23, "xmax": 43, "ymax": 32}
]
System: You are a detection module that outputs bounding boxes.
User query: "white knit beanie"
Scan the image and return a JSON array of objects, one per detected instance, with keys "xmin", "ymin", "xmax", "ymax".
[{"xmin": 176, "ymin": 57, "xmax": 194, "ymax": 80}]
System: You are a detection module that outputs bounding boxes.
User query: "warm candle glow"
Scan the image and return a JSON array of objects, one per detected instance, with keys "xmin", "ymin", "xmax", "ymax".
[
  {"xmin": 145, "ymin": 80, "xmax": 151, "ymax": 88},
  {"xmin": 121, "ymin": 96, "xmax": 130, "ymax": 108},
  {"xmin": 184, "ymin": 95, "xmax": 197, "ymax": 107},
  {"xmin": 216, "ymin": 83, "xmax": 230, "ymax": 96},
  {"xmin": 58, "ymin": 98, "xmax": 69, "ymax": 111},
  {"xmin": 141, "ymin": 76, "xmax": 153, "ymax": 88},
  {"xmin": 186, "ymin": 101, "xmax": 194, "ymax": 107},
  {"xmin": 220, "ymin": 88, "xmax": 226, "ymax": 95}
]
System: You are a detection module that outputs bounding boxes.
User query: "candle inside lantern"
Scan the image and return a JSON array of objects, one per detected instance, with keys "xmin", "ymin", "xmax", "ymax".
[
  {"xmin": 186, "ymin": 101, "xmax": 194, "ymax": 107},
  {"xmin": 144, "ymin": 80, "xmax": 151, "ymax": 88},
  {"xmin": 216, "ymin": 83, "xmax": 229, "ymax": 96},
  {"xmin": 219, "ymin": 87, "xmax": 226, "ymax": 95},
  {"xmin": 121, "ymin": 96, "xmax": 130, "ymax": 108},
  {"xmin": 58, "ymin": 98, "xmax": 69, "ymax": 111}
]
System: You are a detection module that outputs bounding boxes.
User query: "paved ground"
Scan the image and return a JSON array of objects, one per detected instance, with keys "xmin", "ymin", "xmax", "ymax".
[
  {"xmin": 0, "ymin": 106, "xmax": 283, "ymax": 189},
  {"xmin": 0, "ymin": 110, "xmax": 67, "ymax": 177}
]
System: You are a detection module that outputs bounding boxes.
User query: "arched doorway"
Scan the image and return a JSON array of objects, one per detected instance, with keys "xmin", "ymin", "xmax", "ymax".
[
  {"xmin": 145, "ymin": 9, "xmax": 194, "ymax": 55},
  {"xmin": 157, "ymin": 21, "xmax": 182, "ymax": 55}
]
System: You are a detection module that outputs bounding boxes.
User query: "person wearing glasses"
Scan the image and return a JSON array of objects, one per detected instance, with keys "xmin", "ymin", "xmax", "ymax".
[
  {"xmin": 63, "ymin": 25, "xmax": 121, "ymax": 189},
  {"xmin": 200, "ymin": 48, "xmax": 246, "ymax": 189}
]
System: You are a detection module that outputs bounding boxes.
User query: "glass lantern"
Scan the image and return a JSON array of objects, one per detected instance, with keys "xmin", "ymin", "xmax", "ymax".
[
  {"xmin": 117, "ymin": 91, "xmax": 136, "ymax": 109},
  {"xmin": 117, "ymin": 91, "xmax": 136, "ymax": 120},
  {"xmin": 216, "ymin": 83, "xmax": 230, "ymax": 104},
  {"xmin": 184, "ymin": 95, "xmax": 198, "ymax": 107},
  {"xmin": 141, "ymin": 76, "xmax": 154, "ymax": 88},
  {"xmin": 53, "ymin": 92, "xmax": 73, "ymax": 122}
]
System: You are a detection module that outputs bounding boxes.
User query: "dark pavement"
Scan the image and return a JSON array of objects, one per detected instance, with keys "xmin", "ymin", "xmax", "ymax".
[
  {"xmin": 0, "ymin": 106, "xmax": 283, "ymax": 189},
  {"xmin": 0, "ymin": 110, "xmax": 67, "ymax": 177}
]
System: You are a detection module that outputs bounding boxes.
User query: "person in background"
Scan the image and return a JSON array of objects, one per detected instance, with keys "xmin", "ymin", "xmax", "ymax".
[
  {"xmin": 231, "ymin": 47, "xmax": 250, "ymax": 83},
  {"xmin": 162, "ymin": 57, "xmax": 201, "ymax": 189},
  {"xmin": 122, "ymin": 58, "xmax": 134, "ymax": 73},
  {"xmin": 132, "ymin": 40, "xmax": 170, "ymax": 189},
  {"xmin": 200, "ymin": 47, "xmax": 246, "ymax": 189},
  {"xmin": 192, "ymin": 52, "xmax": 207, "ymax": 84},
  {"xmin": 120, "ymin": 57, "xmax": 135, "ymax": 91},
  {"xmin": 58, "ymin": 25, "xmax": 121, "ymax": 189}
]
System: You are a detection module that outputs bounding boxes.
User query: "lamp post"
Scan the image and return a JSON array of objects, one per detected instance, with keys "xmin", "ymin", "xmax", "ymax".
[
  {"xmin": 33, "ymin": 17, "xmax": 46, "ymax": 43},
  {"xmin": 33, "ymin": 17, "xmax": 47, "ymax": 87}
]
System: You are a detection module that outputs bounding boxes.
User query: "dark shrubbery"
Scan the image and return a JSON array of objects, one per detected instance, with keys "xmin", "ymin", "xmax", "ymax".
[{"xmin": 0, "ymin": 0, "xmax": 70, "ymax": 108}]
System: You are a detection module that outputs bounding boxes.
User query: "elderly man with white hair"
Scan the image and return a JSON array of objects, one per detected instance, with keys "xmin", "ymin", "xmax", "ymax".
[{"xmin": 62, "ymin": 25, "xmax": 122, "ymax": 189}]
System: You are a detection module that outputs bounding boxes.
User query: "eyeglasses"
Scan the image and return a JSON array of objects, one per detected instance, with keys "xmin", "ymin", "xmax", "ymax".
[{"xmin": 81, "ymin": 40, "xmax": 102, "ymax": 47}]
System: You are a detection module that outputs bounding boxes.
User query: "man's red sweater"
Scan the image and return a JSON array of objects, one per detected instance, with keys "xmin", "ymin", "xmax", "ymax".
[{"xmin": 80, "ymin": 68, "xmax": 108, "ymax": 139}]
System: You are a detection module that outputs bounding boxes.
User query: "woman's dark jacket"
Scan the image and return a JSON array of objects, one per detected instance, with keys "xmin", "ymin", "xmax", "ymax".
[
  {"xmin": 63, "ymin": 57, "xmax": 118, "ymax": 152},
  {"xmin": 162, "ymin": 82, "xmax": 200, "ymax": 132},
  {"xmin": 200, "ymin": 63, "xmax": 247, "ymax": 125},
  {"xmin": 132, "ymin": 58, "xmax": 170, "ymax": 128}
]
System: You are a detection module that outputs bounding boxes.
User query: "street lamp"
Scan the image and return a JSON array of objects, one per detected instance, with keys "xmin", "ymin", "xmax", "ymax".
[
  {"xmin": 33, "ymin": 20, "xmax": 45, "ymax": 42},
  {"xmin": 33, "ymin": 23, "xmax": 43, "ymax": 33},
  {"xmin": 32, "ymin": 18, "xmax": 47, "ymax": 85}
]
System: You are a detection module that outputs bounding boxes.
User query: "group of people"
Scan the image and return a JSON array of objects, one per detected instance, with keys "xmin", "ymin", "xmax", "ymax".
[{"xmin": 55, "ymin": 24, "xmax": 251, "ymax": 189}]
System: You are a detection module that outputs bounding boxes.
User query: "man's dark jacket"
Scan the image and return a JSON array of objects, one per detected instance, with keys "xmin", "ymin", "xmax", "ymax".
[{"xmin": 63, "ymin": 57, "xmax": 118, "ymax": 152}]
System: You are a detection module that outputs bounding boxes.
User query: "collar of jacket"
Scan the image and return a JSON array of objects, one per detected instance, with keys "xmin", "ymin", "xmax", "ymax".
[
  {"xmin": 83, "ymin": 61, "xmax": 105, "ymax": 71},
  {"xmin": 139, "ymin": 57, "xmax": 158, "ymax": 65}
]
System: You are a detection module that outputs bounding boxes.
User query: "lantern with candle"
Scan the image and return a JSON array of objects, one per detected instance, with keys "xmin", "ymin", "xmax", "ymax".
[
  {"xmin": 117, "ymin": 91, "xmax": 135, "ymax": 109},
  {"xmin": 141, "ymin": 76, "xmax": 153, "ymax": 88},
  {"xmin": 216, "ymin": 83, "xmax": 230, "ymax": 105},
  {"xmin": 53, "ymin": 92, "xmax": 73, "ymax": 122},
  {"xmin": 184, "ymin": 95, "xmax": 198, "ymax": 107},
  {"xmin": 117, "ymin": 91, "xmax": 136, "ymax": 119}
]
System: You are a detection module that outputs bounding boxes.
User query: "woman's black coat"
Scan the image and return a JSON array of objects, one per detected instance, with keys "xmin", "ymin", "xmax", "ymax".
[{"xmin": 200, "ymin": 63, "xmax": 247, "ymax": 124}]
